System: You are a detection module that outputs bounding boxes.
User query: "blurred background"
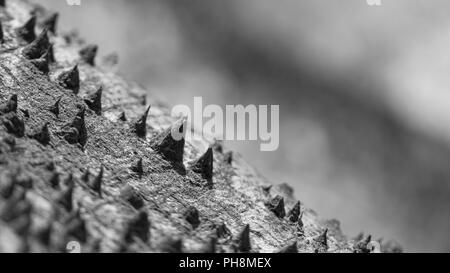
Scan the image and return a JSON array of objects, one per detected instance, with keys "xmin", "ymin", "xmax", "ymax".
[{"xmin": 38, "ymin": 0, "xmax": 450, "ymax": 252}]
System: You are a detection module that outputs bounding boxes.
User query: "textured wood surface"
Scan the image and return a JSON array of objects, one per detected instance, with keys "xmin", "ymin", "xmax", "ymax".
[{"xmin": 0, "ymin": 0, "xmax": 401, "ymax": 253}]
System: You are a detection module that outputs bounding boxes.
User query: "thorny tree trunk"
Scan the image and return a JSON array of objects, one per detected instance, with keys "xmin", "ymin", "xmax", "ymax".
[{"xmin": 0, "ymin": 0, "xmax": 401, "ymax": 253}]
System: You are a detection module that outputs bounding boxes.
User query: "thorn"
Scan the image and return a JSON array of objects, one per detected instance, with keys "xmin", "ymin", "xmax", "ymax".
[
  {"xmin": 266, "ymin": 195, "xmax": 286, "ymax": 218},
  {"xmin": 11, "ymin": 212, "xmax": 32, "ymax": 236},
  {"xmin": 315, "ymin": 229, "xmax": 328, "ymax": 248},
  {"xmin": 28, "ymin": 122, "xmax": 50, "ymax": 145},
  {"xmin": 46, "ymin": 161, "xmax": 55, "ymax": 171},
  {"xmin": 118, "ymin": 111, "xmax": 126, "ymax": 121},
  {"xmin": 49, "ymin": 171, "xmax": 59, "ymax": 189},
  {"xmin": 124, "ymin": 210, "xmax": 150, "ymax": 243},
  {"xmin": 75, "ymin": 103, "xmax": 86, "ymax": 121},
  {"xmin": 42, "ymin": 12, "xmax": 58, "ymax": 34},
  {"xmin": 161, "ymin": 237, "xmax": 183, "ymax": 253},
  {"xmin": 81, "ymin": 169, "xmax": 89, "ymax": 184},
  {"xmin": 354, "ymin": 235, "xmax": 372, "ymax": 253},
  {"xmin": 49, "ymin": 97, "xmax": 61, "ymax": 116},
  {"xmin": 353, "ymin": 232, "xmax": 364, "ymax": 242},
  {"xmin": 58, "ymin": 127, "xmax": 79, "ymax": 144},
  {"xmin": 30, "ymin": 56, "xmax": 49, "ymax": 74},
  {"xmin": 151, "ymin": 116, "xmax": 186, "ymax": 163},
  {"xmin": 277, "ymin": 241, "xmax": 298, "ymax": 253},
  {"xmin": 1, "ymin": 112, "xmax": 25, "ymax": 137},
  {"xmin": 216, "ymin": 222, "xmax": 231, "ymax": 239},
  {"xmin": 288, "ymin": 201, "xmax": 301, "ymax": 223},
  {"xmin": 89, "ymin": 166, "xmax": 103, "ymax": 197},
  {"xmin": 1, "ymin": 195, "xmax": 32, "ymax": 222},
  {"xmin": 89, "ymin": 239, "xmax": 101, "ymax": 253},
  {"xmin": 236, "ymin": 224, "xmax": 251, "ymax": 252},
  {"xmin": 131, "ymin": 105, "xmax": 150, "ymax": 138},
  {"xmin": 0, "ymin": 20, "xmax": 3, "ymax": 44},
  {"xmin": 43, "ymin": 43, "xmax": 55, "ymax": 63},
  {"xmin": 58, "ymin": 104, "xmax": 86, "ymax": 145},
  {"xmin": 57, "ymin": 65, "xmax": 80, "ymax": 93},
  {"xmin": 36, "ymin": 221, "xmax": 53, "ymax": 245},
  {"xmin": 0, "ymin": 94, "xmax": 17, "ymax": 114},
  {"xmin": 223, "ymin": 151, "xmax": 233, "ymax": 164},
  {"xmin": 120, "ymin": 184, "xmax": 144, "ymax": 209},
  {"xmin": 139, "ymin": 95, "xmax": 146, "ymax": 106},
  {"xmin": 261, "ymin": 185, "xmax": 272, "ymax": 194},
  {"xmin": 84, "ymin": 86, "xmax": 102, "ymax": 115},
  {"xmin": 130, "ymin": 157, "xmax": 143, "ymax": 175},
  {"xmin": 212, "ymin": 141, "xmax": 223, "ymax": 153},
  {"xmin": 189, "ymin": 147, "xmax": 213, "ymax": 183},
  {"xmin": 79, "ymin": 44, "xmax": 98, "ymax": 65},
  {"xmin": 201, "ymin": 237, "xmax": 217, "ymax": 253},
  {"xmin": 1, "ymin": 134, "xmax": 15, "ymax": 149},
  {"xmin": 56, "ymin": 174, "xmax": 74, "ymax": 211},
  {"xmin": 297, "ymin": 211, "xmax": 304, "ymax": 231},
  {"xmin": 65, "ymin": 214, "xmax": 87, "ymax": 242},
  {"xmin": 0, "ymin": 174, "xmax": 15, "ymax": 199},
  {"xmin": 16, "ymin": 15, "xmax": 36, "ymax": 43},
  {"xmin": 183, "ymin": 206, "xmax": 200, "ymax": 229},
  {"xmin": 20, "ymin": 108, "xmax": 30, "ymax": 118},
  {"xmin": 22, "ymin": 28, "xmax": 50, "ymax": 59}
]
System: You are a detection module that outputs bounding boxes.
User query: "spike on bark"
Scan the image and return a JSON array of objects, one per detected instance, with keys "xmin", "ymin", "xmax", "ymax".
[
  {"xmin": 58, "ymin": 104, "xmax": 86, "ymax": 146},
  {"xmin": 118, "ymin": 111, "xmax": 126, "ymax": 121},
  {"xmin": 151, "ymin": 116, "xmax": 186, "ymax": 164},
  {"xmin": 236, "ymin": 224, "xmax": 251, "ymax": 252},
  {"xmin": 49, "ymin": 171, "xmax": 59, "ymax": 189},
  {"xmin": 28, "ymin": 122, "xmax": 50, "ymax": 145},
  {"xmin": 131, "ymin": 105, "xmax": 150, "ymax": 138},
  {"xmin": 79, "ymin": 44, "xmax": 98, "ymax": 65},
  {"xmin": 42, "ymin": 12, "xmax": 58, "ymax": 34},
  {"xmin": 277, "ymin": 241, "xmax": 298, "ymax": 253},
  {"xmin": 90, "ymin": 166, "xmax": 103, "ymax": 196},
  {"xmin": 0, "ymin": 20, "xmax": 4, "ymax": 44},
  {"xmin": 124, "ymin": 210, "xmax": 150, "ymax": 243},
  {"xmin": 84, "ymin": 86, "xmax": 102, "ymax": 115},
  {"xmin": 16, "ymin": 15, "xmax": 36, "ymax": 43},
  {"xmin": 161, "ymin": 237, "xmax": 183, "ymax": 253},
  {"xmin": 36, "ymin": 221, "xmax": 53, "ymax": 245},
  {"xmin": 130, "ymin": 157, "xmax": 143, "ymax": 175},
  {"xmin": 57, "ymin": 176, "xmax": 74, "ymax": 212},
  {"xmin": 315, "ymin": 229, "xmax": 328, "ymax": 248},
  {"xmin": 216, "ymin": 222, "xmax": 231, "ymax": 239},
  {"xmin": 266, "ymin": 195, "xmax": 286, "ymax": 218},
  {"xmin": 288, "ymin": 201, "xmax": 301, "ymax": 222},
  {"xmin": 190, "ymin": 147, "xmax": 213, "ymax": 183},
  {"xmin": 81, "ymin": 169, "xmax": 89, "ymax": 184},
  {"xmin": 223, "ymin": 151, "xmax": 233, "ymax": 164},
  {"xmin": 30, "ymin": 57, "xmax": 49, "ymax": 74},
  {"xmin": 22, "ymin": 28, "xmax": 50, "ymax": 59},
  {"xmin": 0, "ymin": 94, "xmax": 17, "ymax": 114},
  {"xmin": 184, "ymin": 206, "xmax": 200, "ymax": 229},
  {"xmin": 1, "ymin": 112, "xmax": 25, "ymax": 137},
  {"xmin": 119, "ymin": 184, "xmax": 144, "ymax": 210},
  {"xmin": 43, "ymin": 43, "xmax": 55, "ymax": 63},
  {"xmin": 57, "ymin": 65, "xmax": 80, "ymax": 93},
  {"xmin": 65, "ymin": 215, "xmax": 87, "ymax": 243},
  {"xmin": 49, "ymin": 97, "xmax": 61, "ymax": 116},
  {"xmin": 201, "ymin": 237, "xmax": 217, "ymax": 253}
]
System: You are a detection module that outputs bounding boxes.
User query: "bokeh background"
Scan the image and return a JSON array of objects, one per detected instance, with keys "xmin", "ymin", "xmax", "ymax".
[{"xmin": 38, "ymin": 0, "xmax": 450, "ymax": 252}]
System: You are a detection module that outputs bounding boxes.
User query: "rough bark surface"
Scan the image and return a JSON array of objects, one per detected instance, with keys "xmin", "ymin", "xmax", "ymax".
[{"xmin": 0, "ymin": 0, "xmax": 401, "ymax": 253}]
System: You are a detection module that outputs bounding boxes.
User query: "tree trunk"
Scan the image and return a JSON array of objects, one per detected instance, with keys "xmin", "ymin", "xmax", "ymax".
[{"xmin": 0, "ymin": 0, "xmax": 400, "ymax": 253}]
